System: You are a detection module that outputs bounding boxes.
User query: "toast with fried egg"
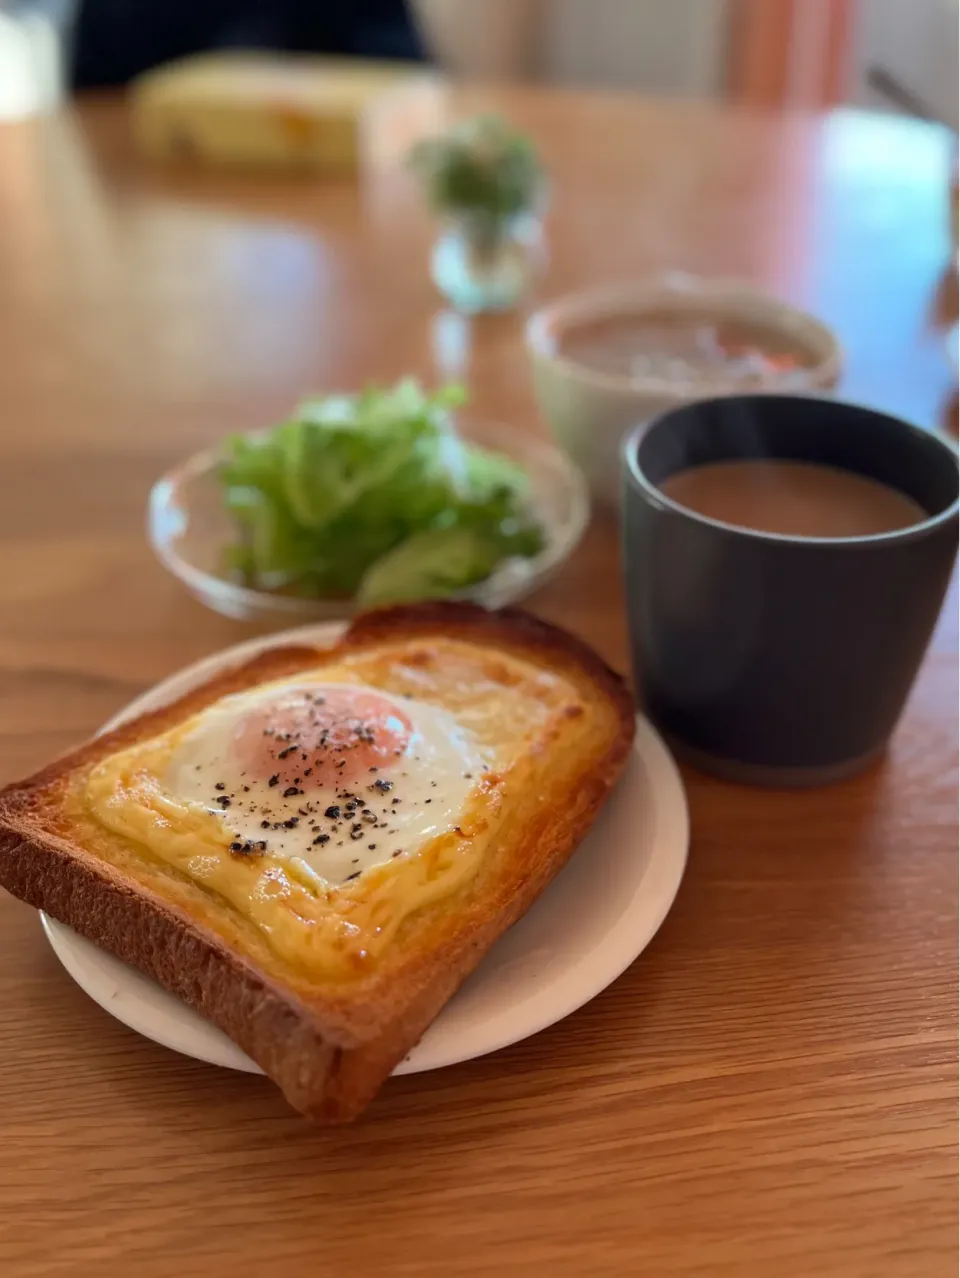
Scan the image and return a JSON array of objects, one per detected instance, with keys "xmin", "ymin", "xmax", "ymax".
[{"xmin": 0, "ymin": 604, "xmax": 634, "ymax": 1121}]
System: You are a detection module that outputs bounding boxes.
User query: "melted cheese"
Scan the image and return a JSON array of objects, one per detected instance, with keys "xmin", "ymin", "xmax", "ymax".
[{"xmin": 70, "ymin": 637, "xmax": 583, "ymax": 980}]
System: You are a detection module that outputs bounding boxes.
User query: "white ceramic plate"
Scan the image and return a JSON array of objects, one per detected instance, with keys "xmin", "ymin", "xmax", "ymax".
[{"xmin": 41, "ymin": 622, "xmax": 688, "ymax": 1076}]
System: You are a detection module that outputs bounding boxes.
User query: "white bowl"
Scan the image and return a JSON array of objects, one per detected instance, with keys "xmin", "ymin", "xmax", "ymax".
[
  {"xmin": 525, "ymin": 275, "xmax": 842, "ymax": 506},
  {"xmin": 148, "ymin": 418, "xmax": 590, "ymax": 623}
]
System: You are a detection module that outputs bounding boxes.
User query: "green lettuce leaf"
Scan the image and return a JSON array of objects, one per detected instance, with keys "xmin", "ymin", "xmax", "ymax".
[
  {"xmin": 357, "ymin": 527, "xmax": 502, "ymax": 606},
  {"xmin": 218, "ymin": 380, "xmax": 545, "ymax": 602}
]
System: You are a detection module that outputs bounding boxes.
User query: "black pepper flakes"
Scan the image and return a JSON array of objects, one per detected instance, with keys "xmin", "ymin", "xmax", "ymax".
[
  {"xmin": 283, "ymin": 786, "xmax": 303, "ymax": 798},
  {"xmin": 228, "ymin": 840, "xmax": 264, "ymax": 858},
  {"xmin": 312, "ymin": 834, "xmax": 330, "ymax": 846},
  {"xmin": 214, "ymin": 782, "xmax": 225, "ymax": 791},
  {"xmin": 268, "ymin": 774, "xmax": 279, "ymax": 788},
  {"xmin": 350, "ymin": 830, "xmax": 364, "ymax": 841},
  {"xmin": 325, "ymin": 805, "xmax": 341, "ymax": 819}
]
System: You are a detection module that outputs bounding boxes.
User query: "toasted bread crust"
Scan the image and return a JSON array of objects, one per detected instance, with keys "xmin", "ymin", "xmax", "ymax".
[{"xmin": 0, "ymin": 604, "xmax": 635, "ymax": 1121}]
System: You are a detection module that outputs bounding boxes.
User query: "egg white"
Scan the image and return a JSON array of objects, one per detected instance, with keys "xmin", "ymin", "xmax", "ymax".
[{"xmin": 163, "ymin": 681, "xmax": 482, "ymax": 885}]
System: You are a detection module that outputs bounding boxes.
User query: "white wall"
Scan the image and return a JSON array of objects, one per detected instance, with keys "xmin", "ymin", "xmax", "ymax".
[
  {"xmin": 411, "ymin": 0, "xmax": 730, "ymax": 98},
  {"xmin": 849, "ymin": 0, "xmax": 958, "ymax": 129},
  {"xmin": 542, "ymin": 0, "xmax": 728, "ymax": 96}
]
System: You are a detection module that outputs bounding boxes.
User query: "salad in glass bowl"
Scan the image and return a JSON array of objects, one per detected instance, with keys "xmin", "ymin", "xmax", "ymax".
[{"xmin": 149, "ymin": 381, "xmax": 588, "ymax": 622}]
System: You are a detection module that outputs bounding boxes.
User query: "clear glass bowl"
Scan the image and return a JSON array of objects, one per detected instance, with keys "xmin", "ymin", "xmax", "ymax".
[{"xmin": 147, "ymin": 420, "xmax": 590, "ymax": 623}]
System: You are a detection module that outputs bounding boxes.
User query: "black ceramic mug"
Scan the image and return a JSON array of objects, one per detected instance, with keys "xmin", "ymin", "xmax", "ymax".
[{"xmin": 621, "ymin": 395, "xmax": 959, "ymax": 786}]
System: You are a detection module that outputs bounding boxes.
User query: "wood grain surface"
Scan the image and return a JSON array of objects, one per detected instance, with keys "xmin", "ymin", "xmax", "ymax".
[{"xmin": 0, "ymin": 87, "xmax": 956, "ymax": 1278}]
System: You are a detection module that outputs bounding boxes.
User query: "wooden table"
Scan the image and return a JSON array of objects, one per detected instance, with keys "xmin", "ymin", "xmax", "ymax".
[{"xmin": 0, "ymin": 86, "xmax": 956, "ymax": 1278}]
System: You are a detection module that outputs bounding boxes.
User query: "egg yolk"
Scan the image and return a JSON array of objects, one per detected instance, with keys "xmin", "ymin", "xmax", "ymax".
[{"xmin": 232, "ymin": 686, "xmax": 413, "ymax": 790}]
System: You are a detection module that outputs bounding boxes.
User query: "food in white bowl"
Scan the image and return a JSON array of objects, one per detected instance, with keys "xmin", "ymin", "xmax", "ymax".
[
  {"xmin": 526, "ymin": 275, "xmax": 842, "ymax": 506},
  {"xmin": 148, "ymin": 383, "xmax": 589, "ymax": 623}
]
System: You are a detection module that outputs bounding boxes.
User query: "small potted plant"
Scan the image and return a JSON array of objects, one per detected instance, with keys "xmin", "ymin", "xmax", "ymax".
[{"xmin": 408, "ymin": 114, "xmax": 546, "ymax": 313}]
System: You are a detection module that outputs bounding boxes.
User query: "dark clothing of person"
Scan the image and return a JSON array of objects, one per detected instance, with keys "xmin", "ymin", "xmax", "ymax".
[{"xmin": 72, "ymin": 0, "xmax": 425, "ymax": 88}]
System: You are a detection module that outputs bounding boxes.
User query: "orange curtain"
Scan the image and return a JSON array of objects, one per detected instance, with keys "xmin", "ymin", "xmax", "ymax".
[{"xmin": 727, "ymin": 0, "xmax": 857, "ymax": 109}]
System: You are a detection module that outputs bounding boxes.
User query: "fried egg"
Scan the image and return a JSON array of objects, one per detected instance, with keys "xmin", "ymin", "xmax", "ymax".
[
  {"xmin": 76, "ymin": 636, "xmax": 578, "ymax": 976},
  {"xmin": 164, "ymin": 681, "xmax": 483, "ymax": 885}
]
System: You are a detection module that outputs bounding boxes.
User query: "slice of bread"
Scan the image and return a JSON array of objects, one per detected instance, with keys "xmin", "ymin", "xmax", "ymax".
[{"xmin": 0, "ymin": 604, "xmax": 634, "ymax": 1121}]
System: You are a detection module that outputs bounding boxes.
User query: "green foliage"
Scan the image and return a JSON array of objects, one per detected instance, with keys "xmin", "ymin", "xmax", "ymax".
[
  {"xmin": 219, "ymin": 380, "xmax": 545, "ymax": 602},
  {"xmin": 407, "ymin": 115, "xmax": 543, "ymax": 223}
]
